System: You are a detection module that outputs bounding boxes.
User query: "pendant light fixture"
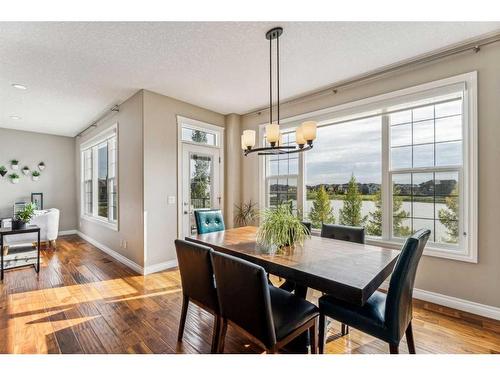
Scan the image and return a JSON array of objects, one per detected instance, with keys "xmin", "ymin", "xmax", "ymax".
[{"xmin": 242, "ymin": 27, "xmax": 317, "ymax": 156}]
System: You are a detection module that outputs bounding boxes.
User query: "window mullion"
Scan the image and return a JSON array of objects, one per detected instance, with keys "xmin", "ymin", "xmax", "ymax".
[
  {"xmin": 92, "ymin": 146, "xmax": 98, "ymax": 217},
  {"xmin": 381, "ymin": 114, "xmax": 391, "ymax": 241}
]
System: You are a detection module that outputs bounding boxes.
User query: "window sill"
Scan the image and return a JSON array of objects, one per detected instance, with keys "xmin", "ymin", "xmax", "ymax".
[
  {"xmin": 81, "ymin": 215, "xmax": 118, "ymax": 231},
  {"xmin": 310, "ymin": 229, "xmax": 477, "ymax": 263}
]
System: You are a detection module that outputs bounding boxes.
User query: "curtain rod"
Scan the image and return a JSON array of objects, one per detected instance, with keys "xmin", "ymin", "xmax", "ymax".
[
  {"xmin": 245, "ymin": 30, "xmax": 500, "ymax": 117},
  {"xmin": 76, "ymin": 104, "xmax": 120, "ymax": 138}
]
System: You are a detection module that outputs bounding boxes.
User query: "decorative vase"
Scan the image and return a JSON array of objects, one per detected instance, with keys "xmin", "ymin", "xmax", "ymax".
[
  {"xmin": 12, "ymin": 220, "xmax": 26, "ymax": 230},
  {"xmin": 22, "ymin": 169, "xmax": 30, "ymax": 175},
  {"xmin": 32, "ymin": 176, "xmax": 39, "ymax": 181},
  {"xmin": 11, "ymin": 164, "xmax": 19, "ymax": 170},
  {"xmin": 11, "ymin": 178, "xmax": 19, "ymax": 184},
  {"xmin": 38, "ymin": 164, "xmax": 45, "ymax": 171}
]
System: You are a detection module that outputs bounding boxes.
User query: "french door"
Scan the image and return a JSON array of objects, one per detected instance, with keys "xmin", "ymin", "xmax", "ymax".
[{"xmin": 181, "ymin": 143, "xmax": 221, "ymax": 238}]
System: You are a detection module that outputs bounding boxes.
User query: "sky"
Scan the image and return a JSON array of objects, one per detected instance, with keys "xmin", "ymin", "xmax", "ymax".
[
  {"xmin": 304, "ymin": 108, "xmax": 462, "ymax": 186},
  {"xmin": 305, "ymin": 117, "xmax": 382, "ymax": 185}
]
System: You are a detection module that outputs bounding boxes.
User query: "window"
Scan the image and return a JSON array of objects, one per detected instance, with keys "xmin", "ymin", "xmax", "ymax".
[
  {"xmin": 81, "ymin": 125, "xmax": 118, "ymax": 229},
  {"xmin": 264, "ymin": 131, "xmax": 298, "ymax": 213},
  {"xmin": 181, "ymin": 126, "xmax": 218, "ymax": 146},
  {"xmin": 261, "ymin": 72, "xmax": 477, "ymax": 262}
]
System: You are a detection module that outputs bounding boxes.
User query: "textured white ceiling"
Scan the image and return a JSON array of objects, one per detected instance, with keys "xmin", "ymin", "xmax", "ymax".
[{"xmin": 1, "ymin": 22, "xmax": 499, "ymax": 137}]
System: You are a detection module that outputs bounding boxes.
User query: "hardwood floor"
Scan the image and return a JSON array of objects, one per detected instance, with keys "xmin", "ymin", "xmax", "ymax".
[{"xmin": 0, "ymin": 235, "xmax": 499, "ymax": 354}]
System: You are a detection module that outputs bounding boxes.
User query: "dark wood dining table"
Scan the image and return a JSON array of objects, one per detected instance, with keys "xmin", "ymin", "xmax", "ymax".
[{"xmin": 186, "ymin": 226, "xmax": 400, "ymax": 306}]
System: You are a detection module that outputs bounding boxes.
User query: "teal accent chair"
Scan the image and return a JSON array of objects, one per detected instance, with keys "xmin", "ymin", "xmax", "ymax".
[{"xmin": 194, "ymin": 209, "xmax": 225, "ymax": 234}]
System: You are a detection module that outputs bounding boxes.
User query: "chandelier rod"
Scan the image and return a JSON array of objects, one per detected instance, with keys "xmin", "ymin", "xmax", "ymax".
[
  {"xmin": 269, "ymin": 33, "xmax": 272, "ymax": 125},
  {"xmin": 277, "ymin": 31, "xmax": 280, "ymax": 125}
]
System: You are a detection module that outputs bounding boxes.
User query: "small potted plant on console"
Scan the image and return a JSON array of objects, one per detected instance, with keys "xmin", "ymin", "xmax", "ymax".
[{"xmin": 12, "ymin": 202, "xmax": 36, "ymax": 230}]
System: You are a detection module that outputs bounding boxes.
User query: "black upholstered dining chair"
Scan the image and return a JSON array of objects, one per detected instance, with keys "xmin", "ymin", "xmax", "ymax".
[
  {"xmin": 318, "ymin": 229, "xmax": 431, "ymax": 354},
  {"xmin": 174, "ymin": 239, "xmax": 221, "ymax": 353},
  {"xmin": 320, "ymin": 223, "xmax": 365, "ymax": 244},
  {"xmin": 210, "ymin": 251, "xmax": 320, "ymax": 354},
  {"xmin": 321, "ymin": 223, "xmax": 365, "ymax": 335}
]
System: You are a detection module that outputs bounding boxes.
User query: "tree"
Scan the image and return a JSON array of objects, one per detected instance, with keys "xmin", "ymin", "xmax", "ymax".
[
  {"xmin": 366, "ymin": 188, "xmax": 411, "ymax": 237},
  {"xmin": 308, "ymin": 185, "xmax": 335, "ymax": 228},
  {"xmin": 190, "ymin": 130, "xmax": 211, "ymax": 208},
  {"xmin": 339, "ymin": 175, "xmax": 366, "ymax": 226},
  {"xmin": 438, "ymin": 187, "xmax": 459, "ymax": 243}
]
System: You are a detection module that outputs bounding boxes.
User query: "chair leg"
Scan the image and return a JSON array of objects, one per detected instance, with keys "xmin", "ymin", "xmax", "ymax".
[
  {"xmin": 318, "ymin": 313, "xmax": 326, "ymax": 354},
  {"xmin": 341, "ymin": 323, "xmax": 349, "ymax": 336},
  {"xmin": 389, "ymin": 344, "xmax": 399, "ymax": 354},
  {"xmin": 267, "ymin": 344, "xmax": 278, "ymax": 354},
  {"xmin": 309, "ymin": 319, "xmax": 318, "ymax": 354},
  {"xmin": 405, "ymin": 321, "xmax": 416, "ymax": 354},
  {"xmin": 177, "ymin": 295, "xmax": 189, "ymax": 342},
  {"xmin": 210, "ymin": 315, "xmax": 221, "ymax": 354},
  {"xmin": 217, "ymin": 318, "xmax": 228, "ymax": 354}
]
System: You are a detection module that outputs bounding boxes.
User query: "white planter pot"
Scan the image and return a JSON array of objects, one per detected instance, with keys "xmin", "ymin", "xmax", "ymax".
[
  {"xmin": 22, "ymin": 169, "xmax": 30, "ymax": 175},
  {"xmin": 11, "ymin": 178, "xmax": 19, "ymax": 184},
  {"xmin": 11, "ymin": 164, "xmax": 19, "ymax": 170},
  {"xmin": 32, "ymin": 176, "xmax": 39, "ymax": 181},
  {"xmin": 38, "ymin": 165, "xmax": 45, "ymax": 171}
]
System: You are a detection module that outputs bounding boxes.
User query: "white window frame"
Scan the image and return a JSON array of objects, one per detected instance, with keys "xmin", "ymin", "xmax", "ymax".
[
  {"xmin": 80, "ymin": 124, "xmax": 119, "ymax": 231},
  {"xmin": 259, "ymin": 72, "xmax": 478, "ymax": 263}
]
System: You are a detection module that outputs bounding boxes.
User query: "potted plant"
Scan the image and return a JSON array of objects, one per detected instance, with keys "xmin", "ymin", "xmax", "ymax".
[
  {"xmin": 38, "ymin": 162, "xmax": 45, "ymax": 171},
  {"xmin": 234, "ymin": 200, "xmax": 259, "ymax": 227},
  {"xmin": 32, "ymin": 170, "xmax": 41, "ymax": 181},
  {"xmin": 12, "ymin": 202, "xmax": 36, "ymax": 230},
  {"xmin": 257, "ymin": 203, "xmax": 310, "ymax": 252},
  {"xmin": 22, "ymin": 166, "xmax": 30, "ymax": 175},
  {"xmin": 11, "ymin": 160, "xmax": 19, "ymax": 170},
  {"xmin": 0, "ymin": 166, "xmax": 7, "ymax": 177},
  {"xmin": 9, "ymin": 173, "xmax": 20, "ymax": 184}
]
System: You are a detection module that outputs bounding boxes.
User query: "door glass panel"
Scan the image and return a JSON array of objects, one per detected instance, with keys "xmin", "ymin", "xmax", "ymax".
[{"xmin": 190, "ymin": 153, "xmax": 213, "ymax": 234}]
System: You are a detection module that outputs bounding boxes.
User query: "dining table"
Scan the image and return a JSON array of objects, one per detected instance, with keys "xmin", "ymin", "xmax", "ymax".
[{"xmin": 186, "ymin": 225, "xmax": 400, "ymax": 352}]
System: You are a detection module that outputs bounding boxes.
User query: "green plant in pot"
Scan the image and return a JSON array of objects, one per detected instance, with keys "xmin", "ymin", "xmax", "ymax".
[
  {"xmin": 0, "ymin": 165, "xmax": 7, "ymax": 177},
  {"xmin": 32, "ymin": 170, "xmax": 41, "ymax": 181},
  {"xmin": 257, "ymin": 202, "xmax": 310, "ymax": 252},
  {"xmin": 9, "ymin": 173, "xmax": 20, "ymax": 184},
  {"xmin": 234, "ymin": 200, "xmax": 259, "ymax": 227},
  {"xmin": 13, "ymin": 202, "xmax": 36, "ymax": 230},
  {"xmin": 11, "ymin": 159, "xmax": 19, "ymax": 170}
]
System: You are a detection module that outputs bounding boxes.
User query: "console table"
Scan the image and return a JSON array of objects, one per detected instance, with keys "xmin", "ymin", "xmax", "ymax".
[{"xmin": 0, "ymin": 225, "xmax": 40, "ymax": 281}]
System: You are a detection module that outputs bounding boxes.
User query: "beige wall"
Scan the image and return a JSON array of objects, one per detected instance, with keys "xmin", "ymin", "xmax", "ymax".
[
  {"xmin": 224, "ymin": 113, "xmax": 242, "ymax": 228},
  {"xmin": 142, "ymin": 90, "xmax": 225, "ymax": 268},
  {"xmin": 0, "ymin": 128, "xmax": 76, "ymax": 231},
  {"xmin": 241, "ymin": 43, "xmax": 500, "ymax": 308},
  {"xmin": 75, "ymin": 90, "xmax": 145, "ymax": 267}
]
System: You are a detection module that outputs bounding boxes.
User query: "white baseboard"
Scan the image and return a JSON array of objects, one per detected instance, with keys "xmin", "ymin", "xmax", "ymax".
[
  {"xmin": 59, "ymin": 229, "xmax": 77, "ymax": 236},
  {"xmin": 76, "ymin": 231, "xmax": 144, "ymax": 275},
  {"xmin": 381, "ymin": 281, "xmax": 500, "ymax": 321},
  {"xmin": 144, "ymin": 259, "xmax": 178, "ymax": 275}
]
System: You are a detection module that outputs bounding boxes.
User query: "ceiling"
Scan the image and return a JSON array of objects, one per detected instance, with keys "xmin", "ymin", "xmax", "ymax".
[{"xmin": 1, "ymin": 22, "xmax": 499, "ymax": 137}]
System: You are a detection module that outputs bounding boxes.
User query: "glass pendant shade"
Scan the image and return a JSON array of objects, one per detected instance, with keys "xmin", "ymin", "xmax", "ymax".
[
  {"xmin": 242, "ymin": 130, "xmax": 256, "ymax": 148},
  {"xmin": 266, "ymin": 123, "xmax": 280, "ymax": 144},
  {"xmin": 301, "ymin": 121, "xmax": 318, "ymax": 141},
  {"xmin": 296, "ymin": 126, "xmax": 306, "ymax": 145}
]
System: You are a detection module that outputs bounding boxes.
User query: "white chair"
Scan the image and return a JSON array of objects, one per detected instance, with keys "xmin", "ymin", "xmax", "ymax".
[{"xmin": 4, "ymin": 208, "xmax": 60, "ymax": 250}]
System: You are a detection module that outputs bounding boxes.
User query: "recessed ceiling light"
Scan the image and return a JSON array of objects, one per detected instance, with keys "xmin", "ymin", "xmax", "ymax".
[
  {"xmin": 11, "ymin": 83, "xmax": 27, "ymax": 90},
  {"xmin": 10, "ymin": 115, "xmax": 21, "ymax": 120}
]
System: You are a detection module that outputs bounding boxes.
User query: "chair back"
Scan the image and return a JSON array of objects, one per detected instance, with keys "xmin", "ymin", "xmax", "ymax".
[
  {"xmin": 174, "ymin": 239, "xmax": 219, "ymax": 313},
  {"xmin": 194, "ymin": 209, "xmax": 225, "ymax": 234},
  {"xmin": 385, "ymin": 229, "xmax": 430, "ymax": 341},
  {"xmin": 320, "ymin": 224, "xmax": 365, "ymax": 244},
  {"xmin": 210, "ymin": 251, "xmax": 276, "ymax": 348}
]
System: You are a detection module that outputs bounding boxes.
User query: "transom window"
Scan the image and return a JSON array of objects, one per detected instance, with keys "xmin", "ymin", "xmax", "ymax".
[
  {"xmin": 80, "ymin": 125, "xmax": 118, "ymax": 229},
  {"xmin": 261, "ymin": 73, "xmax": 477, "ymax": 262}
]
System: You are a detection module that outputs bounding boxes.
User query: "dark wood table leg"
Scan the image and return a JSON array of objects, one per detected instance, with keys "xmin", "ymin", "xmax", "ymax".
[{"xmin": 36, "ymin": 229, "xmax": 40, "ymax": 273}]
